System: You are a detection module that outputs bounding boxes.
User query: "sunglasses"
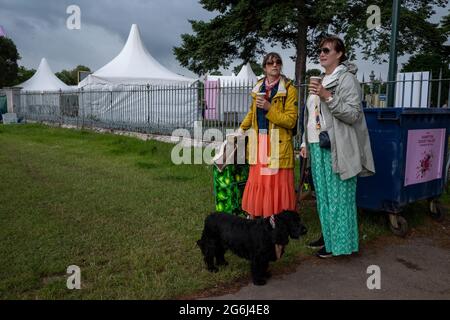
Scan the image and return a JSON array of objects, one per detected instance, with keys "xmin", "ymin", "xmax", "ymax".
[
  {"xmin": 316, "ymin": 47, "xmax": 331, "ymax": 55},
  {"xmin": 266, "ymin": 59, "xmax": 282, "ymax": 66}
]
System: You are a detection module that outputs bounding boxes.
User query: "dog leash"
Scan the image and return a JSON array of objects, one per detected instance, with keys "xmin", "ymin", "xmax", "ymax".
[
  {"xmin": 295, "ymin": 156, "xmax": 309, "ymax": 212},
  {"xmin": 269, "ymin": 215, "xmax": 276, "ymax": 229}
]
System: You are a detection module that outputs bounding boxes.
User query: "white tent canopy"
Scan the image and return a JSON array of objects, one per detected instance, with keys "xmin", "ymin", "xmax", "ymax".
[
  {"xmin": 78, "ymin": 24, "xmax": 196, "ymax": 87},
  {"xmin": 77, "ymin": 24, "xmax": 198, "ymax": 129},
  {"xmin": 17, "ymin": 58, "xmax": 74, "ymax": 121},
  {"xmin": 236, "ymin": 63, "xmax": 258, "ymax": 83},
  {"xmin": 18, "ymin": 58, "xmax": 70, "ymax": 92},
  {"xmin": 204, "ymin": 63, "xmax": 257, "ymax": 122},
  {"xmin": 206, "ymin": 62, "xmax": 257, "ymax": 85}
]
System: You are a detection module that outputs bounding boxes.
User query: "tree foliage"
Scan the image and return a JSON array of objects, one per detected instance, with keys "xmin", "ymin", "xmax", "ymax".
[
  {"xmin": 400, "ymin": 13, "xmax": 450, "ymax": 106},
  {"xmin": 56, "ymin": 65, "xmax": 91, "ymax": 85},
  {"xmin": 14, "ymin": 66, "xmax": 36, "ymax": 85},
  {"xmin": 0, "ymin": 37, "xmax": 20, "ymax": 88},
  {"xmin": 174, "ymin": 0, "xmax": 449, "ymax": 86},
  {"xmin": 305, "ymin": 68, "xmax": 321, "ymax": 79},
  {"xmin": 402, "ymin": 52, "xmax": 450, "ymax": 107}
]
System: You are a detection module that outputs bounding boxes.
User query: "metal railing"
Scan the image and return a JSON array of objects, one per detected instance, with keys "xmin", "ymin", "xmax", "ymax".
[
  {"xmin": 360, "ymin": 75, "xmax": 450, "ymax": 109},
  {"xmin": 14, "ymin": 76, "xmax": 450, "ymax": 148}
]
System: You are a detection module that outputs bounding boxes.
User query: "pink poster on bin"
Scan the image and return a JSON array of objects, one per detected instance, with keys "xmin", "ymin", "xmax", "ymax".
[{"xmin": 404, "ymin": 128, "xmax": 446, "ymax": 186}]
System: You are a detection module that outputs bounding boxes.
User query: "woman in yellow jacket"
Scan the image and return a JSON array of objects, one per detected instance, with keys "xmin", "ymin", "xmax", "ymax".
[{"xmin": 239, "ymin": 52, "xmax": 298, "ymax": 218}]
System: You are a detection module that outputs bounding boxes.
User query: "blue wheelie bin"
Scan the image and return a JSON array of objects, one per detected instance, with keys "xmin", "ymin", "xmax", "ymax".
[{"xmin": 356, "ymin": 108, "xmax": 450, "ymax": 236}]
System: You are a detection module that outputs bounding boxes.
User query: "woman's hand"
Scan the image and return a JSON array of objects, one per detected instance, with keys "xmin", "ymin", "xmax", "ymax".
[
  {"xmin": 308, "ymin": 82, "xmax": 332, "ymax": 101},
  {"xmin": 256, "ymin": 96, "xmax": 271, "ymax": 111},
  {"xmin": 300, "ymin": 147, "xmax": 307, "ymax": 158}
]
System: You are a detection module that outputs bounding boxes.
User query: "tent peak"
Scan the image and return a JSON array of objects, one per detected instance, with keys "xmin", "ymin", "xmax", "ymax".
[
  {"xmin": 18, "ymin": 57, "xmax": 70, "ymax": 91},
  {"xmin": 79, "ymin": 23, "xmax": 196, "ymax": 87}
]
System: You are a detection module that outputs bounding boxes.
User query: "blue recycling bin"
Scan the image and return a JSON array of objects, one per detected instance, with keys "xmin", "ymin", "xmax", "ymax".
[{"xmin": 357, "ymin": 108, "xmax": 450, "ymax": 233}]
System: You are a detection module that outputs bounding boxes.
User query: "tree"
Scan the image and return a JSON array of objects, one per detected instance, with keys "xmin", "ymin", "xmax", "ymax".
[
  {"xmin": 400, "ymin": 13, "xmax": 450, "ymax": 107},
  {"xmin": 440, "ymin": 12, "xmax": 450, "ymax": 35},
  {"xmin": 402, "ymin": 53, "xmax": 450, "ymax": 107},
  {"xmin": 0, "ymin": 37, "xmax": 20, "ymax": 88},
  {"xmin": 174, "ymin": 0, "xmax": 448, "ymax": 101},
  {"xmin": 56, "ymin": 65, "xmax": 91, "ymax": 85},
  {"xmin": 14, "ymin": 66, "xmax": 36, "ymax": 85},
  {"xmin": 402, "ymin": 53, "xmax": 450, "ymax": 76},
  {"xmin": 209, "ymin": 70, "xmax": 223, "ymax": 76},
  {"xmin": 305, "ymin": 68, "xmax": 321, "ymax": 79}
]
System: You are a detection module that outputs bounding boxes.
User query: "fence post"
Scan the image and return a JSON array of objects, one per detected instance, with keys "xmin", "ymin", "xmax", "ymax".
[
  {"xmin": 146, "ymin": 84, "xmax": 150, "ymax": 129},
  {"xmin": 437, "ymin": 68, "xmax": 442, "ymax": 108},
  {"xmin": 428, "ymin": 71, "xmax": 433, "ymax": 108},
  {"xmin": 110, "ymin": 89, "xmax": 113, "ymax": 126},
  {"xmin": 418, "ymin": 72, "xmax": 423, "ymax": 108},
  {"xmin": 80, "ymin": 88, "xmax": 84, "ymax": 129},
  {"xmin": 409, "ymin": 73, "xmax": 414, "ymax": 108},
  {"xmin": 59, "ymin": 89, "xmax": 63, "ymax": 126},
  {"xmin": 387, "ymin": 0, "xmax": 401, "ymax": 108},
  {"xmin": 447, "ymin": 79, "xmax": 450, "ymax": 108}
]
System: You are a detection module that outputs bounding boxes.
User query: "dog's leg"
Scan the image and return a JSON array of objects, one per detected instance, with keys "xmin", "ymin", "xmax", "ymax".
[
  {"xmin": 261, "ymin": 260, "xmax": 271, "ymax": 279},
  {"xmin": 214, "ymin": 243, "xmax": 228, "ymax": 267},
  {"xmin": 251, "ymin": 257, "xmax": 267, "ymax": 286},
  {"xmin": 204, "ymin": 241, "xmax": 219, "ymax": 273}
]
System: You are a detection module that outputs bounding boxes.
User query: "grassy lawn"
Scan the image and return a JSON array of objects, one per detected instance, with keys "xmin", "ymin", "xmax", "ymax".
[{"xmin": 0, "ymin": 123, "xmax": 447, "ymax": 299}]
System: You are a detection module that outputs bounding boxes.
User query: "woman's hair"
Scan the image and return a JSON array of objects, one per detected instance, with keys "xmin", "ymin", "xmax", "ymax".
[
  {"xmin": 319, "ymin": 35, "xmax": 347, "ymax": 63},
  {"xmin": 262, "ymin": 52, "xmax": 283, "ymax": 69}
]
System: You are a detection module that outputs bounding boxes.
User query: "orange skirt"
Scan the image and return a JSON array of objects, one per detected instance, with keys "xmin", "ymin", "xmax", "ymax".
[{"xmin": 242, "ymin": 133, "xmax": 296, "ymax": 218}]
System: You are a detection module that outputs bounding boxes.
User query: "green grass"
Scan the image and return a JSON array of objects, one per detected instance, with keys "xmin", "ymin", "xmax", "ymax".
[{"xmin": 0, "ymin": 123, "xmax": 447, "ymax": 299}]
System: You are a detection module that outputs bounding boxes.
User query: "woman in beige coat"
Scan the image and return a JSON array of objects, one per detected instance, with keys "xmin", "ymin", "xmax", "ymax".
[{"xmin": 300, "ymin": 35, "xmax": 375, "ymax": 258}]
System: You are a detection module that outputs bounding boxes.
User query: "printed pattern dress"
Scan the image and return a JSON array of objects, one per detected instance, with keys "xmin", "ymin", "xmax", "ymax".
[{"xmin": 309, "ymin": 143, "xmax": 359, "ymax": 255}]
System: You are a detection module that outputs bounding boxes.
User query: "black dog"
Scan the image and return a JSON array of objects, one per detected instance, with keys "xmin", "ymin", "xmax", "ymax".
[{"xmin": 197, "ymin": 211, "xmax": 307, "ymax": 285}]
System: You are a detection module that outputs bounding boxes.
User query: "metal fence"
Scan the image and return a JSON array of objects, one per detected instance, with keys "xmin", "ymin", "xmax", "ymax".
[
  {"xmin": 361, "ymin": 75, "xmax": 450, "ymax": 109},
  {"xmin": 14, "ymin": 76, "xmax": 450, "ymax": 148}
]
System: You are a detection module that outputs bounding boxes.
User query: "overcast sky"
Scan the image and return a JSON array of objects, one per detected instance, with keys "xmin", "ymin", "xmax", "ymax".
[{"xmin": 0, "ymin": 0, "xmax": 448, "ymax": 82}]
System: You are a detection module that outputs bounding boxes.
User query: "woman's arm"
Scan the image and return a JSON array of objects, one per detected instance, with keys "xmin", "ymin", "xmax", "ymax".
[
  {"xmin": 240, "ymin": 98, "xmax": 255, "ymax": 131},
  {"xmin": 265, "ymin": 85, "xmax": 299, "ymax": 129},
  {"xmin": 325, "ymin": 73, "xmax": 362, "ymax": 125}
]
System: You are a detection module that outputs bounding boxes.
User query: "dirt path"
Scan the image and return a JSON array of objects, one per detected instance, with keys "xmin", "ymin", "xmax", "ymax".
[{"xmin": 203, "ymin": 216, "xmax": 450, "ymax": 300}]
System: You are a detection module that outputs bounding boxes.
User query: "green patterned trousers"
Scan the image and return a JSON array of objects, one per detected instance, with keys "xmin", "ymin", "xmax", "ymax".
[{"xmin": 309, "ymin": 143, "xmax": 359, "ymax": 256}]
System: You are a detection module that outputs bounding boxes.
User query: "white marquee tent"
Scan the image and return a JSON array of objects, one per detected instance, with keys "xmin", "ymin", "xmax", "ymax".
[
  {"xmin": 17, "ymin": 58, "xmax": 76, "ymax": 120},
  {"xmin": 204, "ymin": 63, "xmax": 257, "ymax": 122},
  {"xmin": 78, "ymin": 24, "xmax": 198, "ymax": 129},
  {"xmin": 78, "ymin": 24, "xmax": 196, "ymax": 87},
  {"xmin": 19, "ymin": 58, "xmax": 71, "ymax": 92}
]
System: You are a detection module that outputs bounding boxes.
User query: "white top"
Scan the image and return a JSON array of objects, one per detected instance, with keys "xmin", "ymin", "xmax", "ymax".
[
  {"xmin": 301, "ymin": 66, "xmax": 346, "ymax": 149},
  {"xmin": 305, "ymin": 94, "xmax": 322, "ymax": 144}
]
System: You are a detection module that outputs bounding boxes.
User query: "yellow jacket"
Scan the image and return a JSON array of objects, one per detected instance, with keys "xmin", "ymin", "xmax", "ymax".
[{"xmin": 240, "ymin": 77, "xmax": 298, "ymax": 169}]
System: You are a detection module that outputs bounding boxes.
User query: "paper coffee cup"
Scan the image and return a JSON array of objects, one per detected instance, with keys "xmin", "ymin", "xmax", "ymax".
[
  {"xmin": 256, "ymin": 92, "xmax": 266, "ymax": 96},
  {"xmin": 309, "ymin": 76, "xmax": 322, "ymax": 84}
]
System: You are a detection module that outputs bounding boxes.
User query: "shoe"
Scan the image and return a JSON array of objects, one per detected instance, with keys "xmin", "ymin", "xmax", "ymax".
[
  {"xmin": 307, "ymin": 235, "xmax": 324, "ymax": 249},
  {"xmin": 316, "ymin": 247, "xmax": 333, "ymax": 259}
]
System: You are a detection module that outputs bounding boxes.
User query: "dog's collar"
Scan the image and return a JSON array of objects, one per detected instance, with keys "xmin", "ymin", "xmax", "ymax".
[{"xmin": 269, "ymin": 215, "xmax": 276, "ymax": 229}]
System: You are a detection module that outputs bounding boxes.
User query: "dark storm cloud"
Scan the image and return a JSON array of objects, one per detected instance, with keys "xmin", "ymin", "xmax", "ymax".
[
  {"xmin": 0, "ymin": 0, "xmax": 448, "ymax": 79},
  {"xmin": 0, "ymin": 0, "xmax": 216, "ymax": 75}
]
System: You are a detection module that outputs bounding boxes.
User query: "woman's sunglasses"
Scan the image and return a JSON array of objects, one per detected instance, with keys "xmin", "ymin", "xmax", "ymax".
[
  {"xmin": 266, "ymin": 59, "xmax": 282, "ymax": 66},
  {"xmin": 316, "ymin": 47, "xmax": 331, "ymax": 55}
]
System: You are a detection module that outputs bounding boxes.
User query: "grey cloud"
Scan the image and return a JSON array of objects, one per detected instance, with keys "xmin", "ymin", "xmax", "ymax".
[
  {"xmin": 0, "ymin": 0, "xmax": 215, "ymax": 76},
  {"xmin": 0, "ymin": 0, "xmax": 448, "ymax": 79}
]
